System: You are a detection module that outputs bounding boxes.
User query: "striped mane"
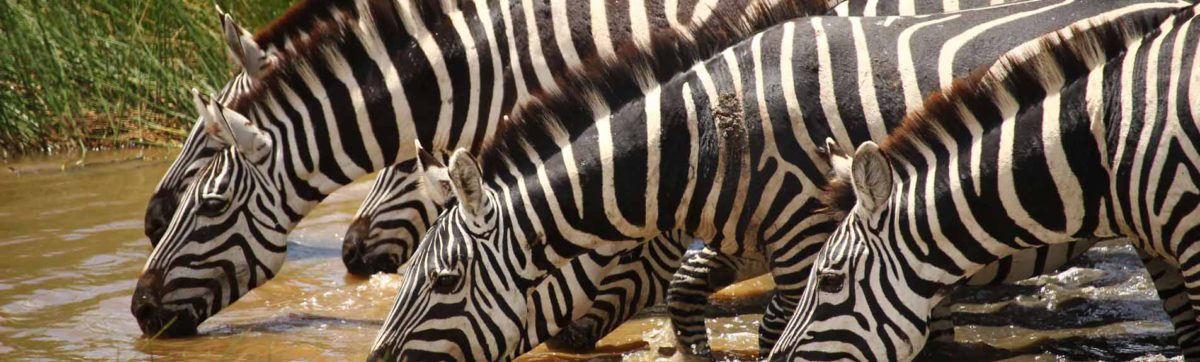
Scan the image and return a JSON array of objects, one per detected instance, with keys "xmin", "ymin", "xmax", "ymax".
[
  {"xmin": 818, "ymin": 5, "xmax": 1190, "ymax": 215},
  {"xmin": 476, "ymin": 0, "xmax": 830, "ymax": 178},
  {"xmin": 252, "ymin": 0, "xmax": 450, "ymax": 46},
  {"xmin": 250, "ymin": 0, "xmax": 353, "ymax": 47},
  {"xmin": 227, "ymin": 0, "xmax": 452, "ymax": 113}
]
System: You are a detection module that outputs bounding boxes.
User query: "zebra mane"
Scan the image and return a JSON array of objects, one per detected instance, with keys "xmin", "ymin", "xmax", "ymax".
[
  {"xmin": 476, "ymin": 0, "xmax": 833, "ymax": 178},
  {"xmin": 819, "ymin": 167, "xmax": 857, "ymax": 220},
  {"xmin": 252, "ymin": 0, "xmax": 452, "ymax": 47},
  {"xmin": 883, "ymin": 5, "xmax": 1193, "ymax": 163},
  {"xmin": 813, "ymin": 4, "xmax": 1190, "ymax": 214},
  {"xmin": 227, "ymin": 0, "xmax": 459, "ymax": 113},
  {"xmin": 250, "ymin": 0, "xmax": 346, "ymax": 47}
]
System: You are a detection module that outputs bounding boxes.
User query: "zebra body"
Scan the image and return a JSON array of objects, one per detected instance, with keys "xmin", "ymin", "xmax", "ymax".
[
  {"xmin": 340, "ymin": 0, "xmax": 985, "ymax": 354},
  {"xmin": 325, "ymin": 0, "xmax": 1098, "ymax": 355},
  {"xmin": 663, "ymin": 0, "xmax": 1118, "ymax": 352},
  {"xmin": 369, "ymin": 0, "xmax": 1191, "ymax": 359},
  {"xmin": 772, "ymin": 4, "xmax": 1200, "ymax": 360},
  {"xmin": 131, "ymin": 0, "xmax": 832, "ymax": 349}
]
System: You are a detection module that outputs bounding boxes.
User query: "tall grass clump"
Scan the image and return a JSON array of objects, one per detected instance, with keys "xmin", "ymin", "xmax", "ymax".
[{"xmin": 0, "ymin": 0, "xmax": 291, "ymax": 156}]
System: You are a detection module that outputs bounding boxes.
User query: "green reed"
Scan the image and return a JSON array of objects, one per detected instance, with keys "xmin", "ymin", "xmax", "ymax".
[{"xmin": 0, "ymin": 0, "xmax": 291, "ymax": 155}]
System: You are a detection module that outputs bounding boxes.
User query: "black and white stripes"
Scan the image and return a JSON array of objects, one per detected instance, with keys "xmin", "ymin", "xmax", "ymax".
[
  {"xmin": 771, "ymin": 4, "xmax": 1200, "ymax": 359},
  {"xmin": 132, "ymin": 0, "xmax": 832, "ymax": 344},
  {"xmin": 369, "ymin": 1, "xmax": 1191, "ymax": 359}
]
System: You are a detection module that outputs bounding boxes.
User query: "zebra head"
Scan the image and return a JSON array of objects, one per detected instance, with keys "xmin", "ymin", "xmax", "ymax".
[
  {"xmin": 132, "ymin": 90, "xmax": 286, "ymax": 337},
  {"xmin": 773, "ymin": 141, "xmax": 934, "ymax": 362},
  {"xmin": 370, "ymin": 147, "xmax": 529, "ymax": 361},
  {"xmin": 342, "ymin": 158, "xmax": 441, "ymax": 276},
  {"xmin": 144, "ymin": 8, "xmax": 271, "ymax": 245}
]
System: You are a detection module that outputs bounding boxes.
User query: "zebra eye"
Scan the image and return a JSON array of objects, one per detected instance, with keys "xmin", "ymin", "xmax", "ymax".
[
  {"xmin": 198, "ymin": 197, "xmax": 229, "ymax": 216},
  {"xmin": 431, "ymin": 273, "xmax": 460, "ymax": 294},
  {"xmin": 817, "ymin": 271, "xmax": 845, "ymax": 294}
]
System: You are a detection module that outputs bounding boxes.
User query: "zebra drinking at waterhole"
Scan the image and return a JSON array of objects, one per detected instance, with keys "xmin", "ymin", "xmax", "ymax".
[
  {"xmin": 130, "ymin": 0, "xmax": 834, "ymax": 354},
  {"xmin": 773, "ymin": 3, "xmax": 1200, "ymax": 360},
  {"xmin": 367, "ymin": 0, "xmax": 1195, "ymax": 359}
]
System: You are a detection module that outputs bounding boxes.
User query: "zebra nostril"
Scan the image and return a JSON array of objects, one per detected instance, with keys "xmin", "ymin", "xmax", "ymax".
[
  {"xmin": 132, "ymin": 271, "xmax": 167, "ymax": 335},
  {"xmin": 133, "ymin": 296, "xmax": 157, "ymax": 321}
]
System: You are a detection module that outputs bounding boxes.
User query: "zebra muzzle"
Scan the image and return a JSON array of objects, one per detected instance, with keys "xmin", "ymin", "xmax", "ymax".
[{"xmin": 131, "ymin": 270, "xmax": 198, "ymax": 338}]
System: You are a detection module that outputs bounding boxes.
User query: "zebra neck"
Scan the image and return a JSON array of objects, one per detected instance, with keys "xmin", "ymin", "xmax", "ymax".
[
  {"xmin": 238, "ymin": 0, "xmax": 583, "ymax": 217},
  {"xmin": 481, "ymin": 71, "xmax": 758, "ymax": 275},
  {"xmin": 235, "ymin": 0, "xmax": 500, "ymax": 222}
]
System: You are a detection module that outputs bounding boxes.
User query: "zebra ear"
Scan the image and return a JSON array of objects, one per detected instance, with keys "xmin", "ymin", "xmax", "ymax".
[
  {"xmin": 203, "ymin": 97, "xmax": 273, "ymax": 163},
  {"xmin": 415, "ymin": 141, "xmax": 452, "ymax": 205},
  {"xmin": 192, "ymin": 88, "xmax": 227, "ymax": 144},
  {"xmin": 447, "ymin": 149, "xmax": 488, "ymax": 218},
  {"xmin": 822, "ymin": 137, "xmax": 852, "ymax": 182},
  {"xmin": 218, "ymin": 7, "xmax": 270, "ymax": 78},
  {"xmin": 192, "ymin": 88, "xmax": 214, "ymax": 122},
  {"xmin": 850, "ymin": 142, "xmax": 892, "ymax": 213}
]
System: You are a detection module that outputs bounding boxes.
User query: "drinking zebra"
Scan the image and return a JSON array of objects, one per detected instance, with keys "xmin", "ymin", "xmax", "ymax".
[
  {"xmin": 344, "ymin": 0, "xmax": 1133, "ymax": 356},
  {"xmin": 338, "ymin": 0, "xmax": 1032, "ymax": 279},
  {"xmin": 367, "ymin": 1, "xmax": 1193, "ymax": 359},
  {"xmin": 772, "ymin": 3, "xmax": 1200, "ymax": 360},
  {"xmin": 130, "ymin": 0, "xmax": 829, "ymax": 347},
  {"xmin": 142, "ymin": 0, "xmax": 833, "ymax": 250},
  {"xmin": 338, "ymin": 0, "xmax": 1042, "ymax": 354}
]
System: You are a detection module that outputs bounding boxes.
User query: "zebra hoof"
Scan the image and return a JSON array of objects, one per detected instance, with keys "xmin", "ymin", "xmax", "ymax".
[
  {"xmin": 544, "ymin": 317, "xmax": 600, "ymax": 352},
  {"xmin": 675, "ymin": 343, "xmax": 713, "ymax": 361}
]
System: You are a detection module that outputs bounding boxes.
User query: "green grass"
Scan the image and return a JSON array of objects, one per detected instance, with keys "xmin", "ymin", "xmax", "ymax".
[{"xmin": 0, "ymin": 0, "xmax": 292, "ymax": 156}]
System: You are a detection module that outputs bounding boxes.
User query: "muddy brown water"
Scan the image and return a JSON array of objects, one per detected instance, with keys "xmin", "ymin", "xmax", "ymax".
[{"xmin": 0, "ymin": 149, "xmax": 1184, "ymax": 361}]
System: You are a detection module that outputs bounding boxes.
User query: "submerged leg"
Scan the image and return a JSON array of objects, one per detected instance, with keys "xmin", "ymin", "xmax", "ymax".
[
  {"xmin": 542, "ymin": 231, "xmax": 690, "ymax": 352},
  {"xmin": 1141, "ymin": 252, "xmax": 1200, "ymax": 360},
  {"xmin": 759, "ymin": 231, "xmax": 828, "ymax": 356},
  {"xmin": 668, "ymin": 245, "xmax": 767, "ymax": 356}
]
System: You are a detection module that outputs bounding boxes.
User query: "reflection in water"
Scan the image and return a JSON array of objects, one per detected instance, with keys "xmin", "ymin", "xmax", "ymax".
[{"xmin": 0, "ymin": 149, "xmax": 1184, "ymax": 361}]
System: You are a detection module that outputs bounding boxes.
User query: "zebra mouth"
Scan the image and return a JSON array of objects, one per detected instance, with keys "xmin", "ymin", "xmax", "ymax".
[
  {"xmin": 131, "ymin": 269, "xmax": 202, "ymax": 338},
  {"xmin": 343, "ymin": 248, "xmax": 403, "ymax": 276},
  {"xmin": 342, "ymin": 218, "xmax": 402, "ymax": 276},
  {"xmin": 134, "ymin": 307, "xmax": 199, "ymax": 338}
]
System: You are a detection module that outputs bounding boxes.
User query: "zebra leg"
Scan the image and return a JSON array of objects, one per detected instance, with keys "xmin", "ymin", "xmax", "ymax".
[
  {"xmin": 543, "ymin": 231, "xmax": 690, "ymax": 352},
  {"xmin": 1141, "ymin": 252, "xmax": 1200, "ymax": 360},
  {"xmin": 756, "ymin": 210, "xmax": 835, "ymax": 355},
  {"xmin": 758, "ymin": 240, "xmax": 820, "ymax": 355},
  {"xmin": 758, "ymin": 269, "xmax": 807, "ymax": 355},
  {"xmin": 667, "ymin": 245, "xmax": 768, "ymax": 356},
  {"xmin": 927, "ymin": 303, "xmax": 955, "ymax": 343}
]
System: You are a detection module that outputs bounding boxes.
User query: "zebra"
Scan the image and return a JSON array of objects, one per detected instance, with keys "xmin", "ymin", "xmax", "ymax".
[
  {"xmin": 366, "ymin": 1, "xmax": 1194, "ymax": 359},
  {"xmin": 771, "ymin": 3, "xmax": 1200, "ymax": 360},
  {"xmin": 332, "ymin": 0, "xmax": 970, "ymax": 354},
  {"xmin": 142, "ymin": 0, "xmax": 834, "ymax": 249},
  {"xmin": 134, "ymin": 0, "xmax": 1021, "ymax": 352},
  {"xmin": 339, "ymin": 0, "xmax": 1128, "ymax": 356},
  {"xmin": 337, "ymin": 0, "xmax": 1032, "ymax": 278},
  {"xmin": 131, "ymin": 0, "xmax": 832, "ymax": 343},
  {"xmin": 162, "ymin": 1, "xmax": 841, "ymax": 351}
]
